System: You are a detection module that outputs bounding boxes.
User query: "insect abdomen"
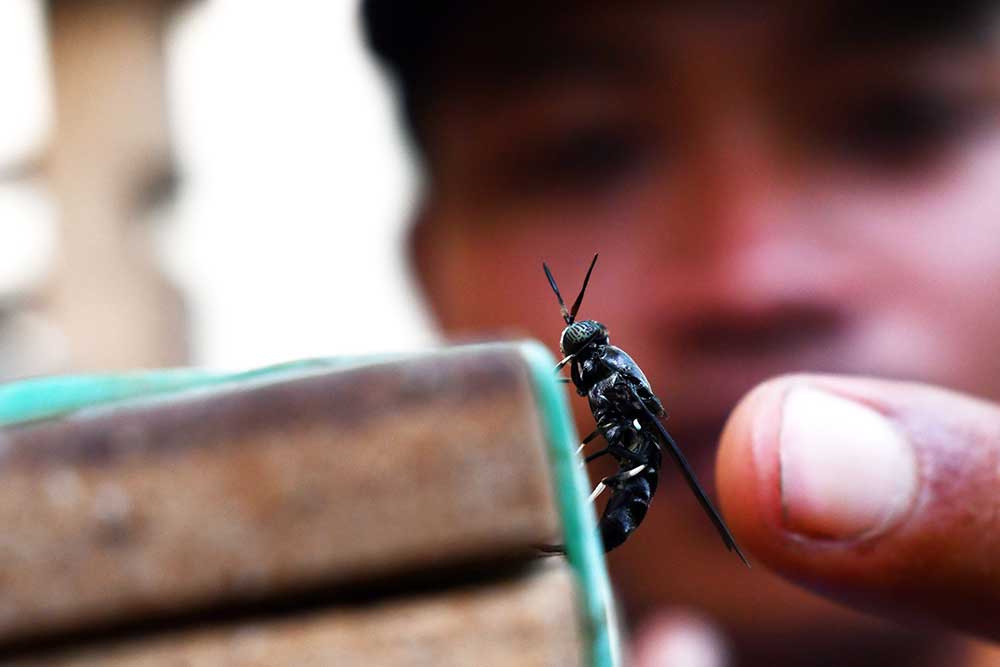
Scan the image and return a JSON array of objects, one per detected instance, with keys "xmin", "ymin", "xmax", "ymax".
[{"xmin": 598, "ymin": 470, "xmax": 658, "ymax": 552}]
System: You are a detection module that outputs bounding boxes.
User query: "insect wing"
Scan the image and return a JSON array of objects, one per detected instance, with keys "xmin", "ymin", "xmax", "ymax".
[{"xmin": 631, "ymin": 388, "xmax": 750, "ymax": 567}]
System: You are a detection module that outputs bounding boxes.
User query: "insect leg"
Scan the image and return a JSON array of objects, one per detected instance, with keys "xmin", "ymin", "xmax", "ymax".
[
  {"xmin": 614, "ymin": 464, "xmax": 647, "ymax": 482},
  {"xmin": 589, "ymin": 464, "xmax": 646, "ymax": 502},
  {"xmin": 553, "ymin": 354, "xmax": 575, "ymax": 373},
  {"xmin": 588, "ymin": 481, "xmax": 608, "ymax": 503},
  {"xmin": 575, "ymin": 429, "xmax": 601, "ymax": 456},
  {"xmin": 584, "ymin": 448, "xmax": 610, "ymax": 463}
]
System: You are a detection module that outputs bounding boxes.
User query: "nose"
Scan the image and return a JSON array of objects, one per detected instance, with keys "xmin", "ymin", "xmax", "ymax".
[
  {"xmin": 682, "ymin": 121, "xmax": 808, "ymax": 288},
  {"xmin": 651, "ymin": 120, "xmax": 851, "ymax": 354}
]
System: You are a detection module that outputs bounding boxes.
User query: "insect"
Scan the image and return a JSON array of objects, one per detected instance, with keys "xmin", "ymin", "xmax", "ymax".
[{"xmin": 543, "ymin": 254, "xmax": 749, "ymax": 564}]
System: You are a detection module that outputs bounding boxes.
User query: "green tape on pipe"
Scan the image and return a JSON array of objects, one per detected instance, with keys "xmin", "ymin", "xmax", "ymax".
[
  {"xmin": 0, "ymin": 358, "xmax": 360, "ymax": 427},
  {"xmin": 519, "ymin": 341, "xmax": 620, "ymax": 667}
]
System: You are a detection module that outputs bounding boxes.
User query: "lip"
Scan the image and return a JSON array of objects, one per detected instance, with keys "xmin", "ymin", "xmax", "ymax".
[{"xmin": 668, "ymin": 342, "xmax": 853, "ymax": 397}]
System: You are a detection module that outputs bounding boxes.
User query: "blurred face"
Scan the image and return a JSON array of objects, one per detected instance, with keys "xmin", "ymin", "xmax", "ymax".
[{"xmin": 410, "ymin": 1, "xmax": 1000, "ymax": 649}]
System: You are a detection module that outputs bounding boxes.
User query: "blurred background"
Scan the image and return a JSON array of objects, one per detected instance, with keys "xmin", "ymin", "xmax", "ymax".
[{"xmin": 0, "ymin": 0, "xmax": 432, "ymax": 382}]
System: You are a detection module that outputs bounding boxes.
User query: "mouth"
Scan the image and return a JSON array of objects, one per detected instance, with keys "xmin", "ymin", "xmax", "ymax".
[
  {"xmin": 656, "ymin": 331, "xmax": 859, "ymax": 430},
  {"xmin": 674, "ymin": 304, "xmax": 846, "ymax": 359},
  {"xmin": 639, "ymin": 300, "xmax": 849, "ymax": 410}
]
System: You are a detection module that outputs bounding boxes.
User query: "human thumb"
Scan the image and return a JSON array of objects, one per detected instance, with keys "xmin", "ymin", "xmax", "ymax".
[{"xmin": 717, "ymin": 374, "xmax": 1000, "ymax": 641}]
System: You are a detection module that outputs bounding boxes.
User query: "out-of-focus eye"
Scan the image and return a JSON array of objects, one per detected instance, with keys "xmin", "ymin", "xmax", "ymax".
[
  {"xmin": 505, "ymin": 122, "xmax": 654, "ymax": 195},
  {"xmin": 818, "ymin": 87, "xmax": 991, "ymax": 171}
]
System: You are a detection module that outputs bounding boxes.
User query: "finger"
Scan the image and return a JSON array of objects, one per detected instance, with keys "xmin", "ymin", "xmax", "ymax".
[
  {"xmin": 716, "ymin": 374, "xmax": 1000, "ymax": 642},
  {"xmin": 632, "ymin": 612, "xmax": 730, "ymax": 667}
]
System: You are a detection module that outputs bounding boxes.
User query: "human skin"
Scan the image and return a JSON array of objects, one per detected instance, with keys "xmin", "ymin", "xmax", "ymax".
[
  {"xmin": 718, "ymin": 375, "xmax": 1000, "ymax": 642},
  {"xmin": 403, "ymin": 3, "xmax": 1000, "ymax": 664}
]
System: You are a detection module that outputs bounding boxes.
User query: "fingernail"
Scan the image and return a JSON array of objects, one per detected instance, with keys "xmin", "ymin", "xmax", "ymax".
[{"xmin": 780, "ymin": 386, "xmax": 918, "ymax": 541}]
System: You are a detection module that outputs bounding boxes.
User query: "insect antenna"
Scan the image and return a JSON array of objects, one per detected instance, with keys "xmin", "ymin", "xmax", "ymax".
[
  {"xmin": 569, "ymin": 253, "xmax": 598, "ymax": 322},
  {"xmin": 543, "ymin": 253, "xmax": 599, "ymax": 325},
  {"xmin": 543, "ymin": 262, "xmax": 573, "ymax": 325}
]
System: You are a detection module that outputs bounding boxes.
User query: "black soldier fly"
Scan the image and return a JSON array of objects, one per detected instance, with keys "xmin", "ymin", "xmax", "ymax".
[{"xmin": 543, "ymin": 254, "xmax": 749, "ymax": 564}]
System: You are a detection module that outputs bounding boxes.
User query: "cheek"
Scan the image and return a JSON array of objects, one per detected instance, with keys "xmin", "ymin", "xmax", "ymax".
[{"xmin": 815, "ymin": 137, "xmax": 1000, "ymax": 393}]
